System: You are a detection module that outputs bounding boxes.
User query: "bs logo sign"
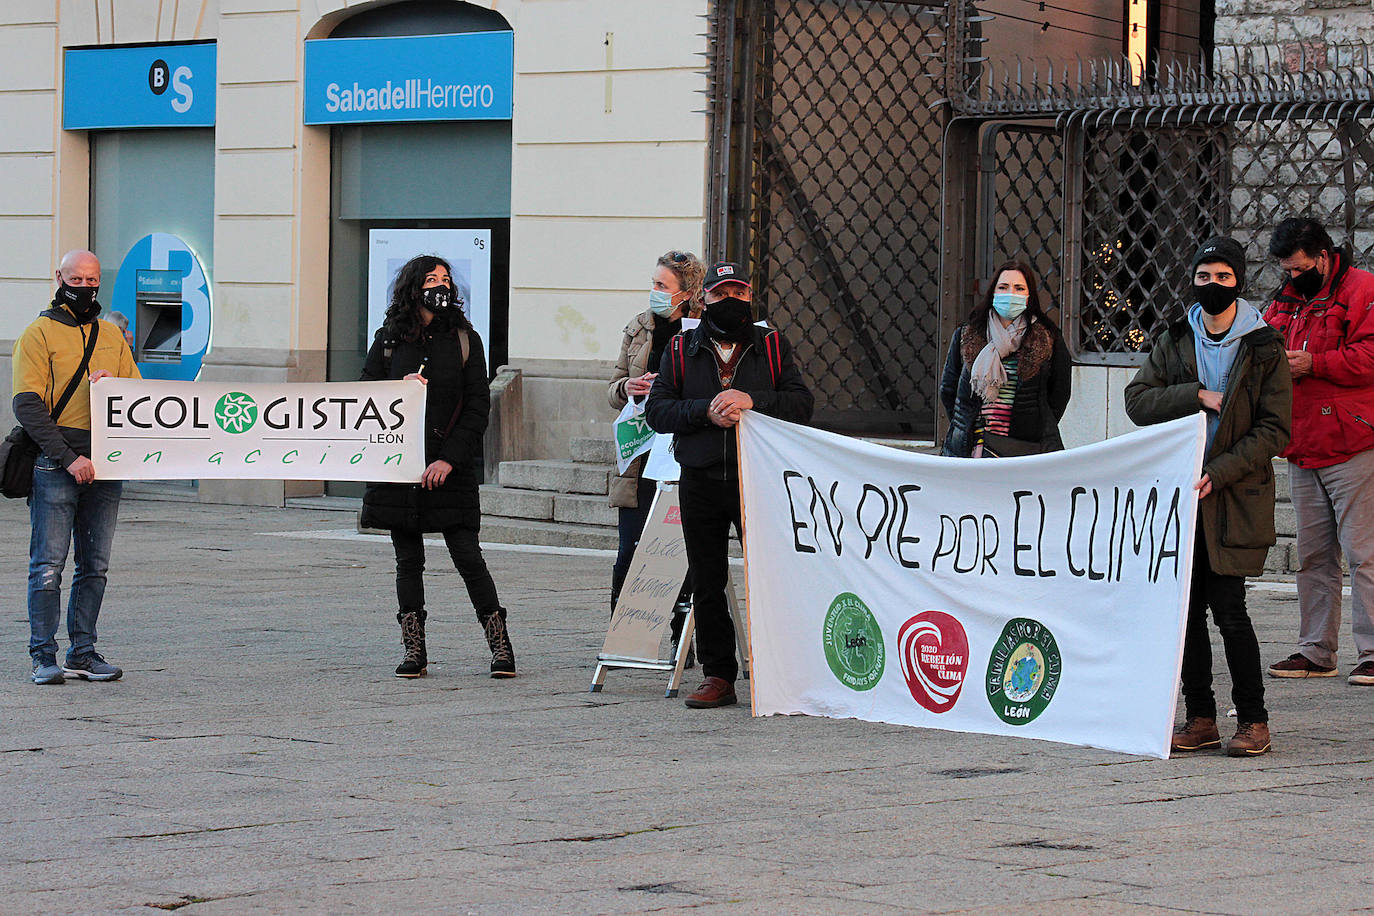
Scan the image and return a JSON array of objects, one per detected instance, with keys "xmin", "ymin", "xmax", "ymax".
[
  {"xmin": 985, "ymin": 617, "xmax": 1062, "ymax": 725},
  {"xmin": 898, "ymin": 611, "xmax": 969, "ymax": 714},
  {"xmin": 148, "ymin": 58, "xmax": 195, "ymax": 113},
  {"xmin": 822, "ymin": 592, "xmax": 885, "ymax": 691}
]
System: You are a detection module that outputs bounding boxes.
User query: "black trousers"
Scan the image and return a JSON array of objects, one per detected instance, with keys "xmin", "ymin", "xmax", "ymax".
[
  {"xmin": 678, "ymin": 468, "xmax": 741, "ymax": 683},
  {"xmin": 1181, "ymin": 533, "xmax": 1267, "ymax": 723},
  {"xmin": 390, "ymin": 526, "xmax": 502, "ymax": 618}
]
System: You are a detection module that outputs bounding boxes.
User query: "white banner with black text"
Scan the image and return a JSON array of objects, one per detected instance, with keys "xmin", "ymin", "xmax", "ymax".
[
  {"xmin": 90, "ymin": 379, "xmax": 426, "ymax": 482},
  {"xmin": 737, "ymin": 411, "xmax": 1206, "ymax": 758}
]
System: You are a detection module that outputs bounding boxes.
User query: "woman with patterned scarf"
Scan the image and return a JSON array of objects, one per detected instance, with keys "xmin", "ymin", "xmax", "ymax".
[{"xmin": 939, "ymin": 260, "xmax": 1072, "ymax": 458}]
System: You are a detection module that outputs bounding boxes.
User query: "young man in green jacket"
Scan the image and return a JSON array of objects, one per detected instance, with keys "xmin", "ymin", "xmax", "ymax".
[{"xmin": 1125, "ymin": 237, "xmax": 1292, "ymax": 757}]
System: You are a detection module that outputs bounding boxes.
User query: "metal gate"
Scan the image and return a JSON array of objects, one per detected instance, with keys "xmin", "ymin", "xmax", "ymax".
[
  {"xmin": 709, "ymin": 0, "xmax": 953, "ymax": 435},
  {"xmin": 710, "ymin": 3, "xmax": 1374, "ymax": 433},
  {"xmin": 946, "ymin": 49, "xmax": 1374, "ymax": 368}
]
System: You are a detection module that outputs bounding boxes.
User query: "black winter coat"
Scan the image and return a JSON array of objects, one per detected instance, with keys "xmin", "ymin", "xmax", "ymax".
[
  {"xmin": 1124, "ymin": 316, "xmax": 1292, "ymax": 577},
  {"xmin": 939, "ymin": 317, "xmax": 1072, "ymax": 457},
  {"xmin": 644, "ymin": 324, "xmax": 814, "ymax": 475},
  {"xmin": 359, "ymin": 325, "xmax": 488, "ymax": 532}
]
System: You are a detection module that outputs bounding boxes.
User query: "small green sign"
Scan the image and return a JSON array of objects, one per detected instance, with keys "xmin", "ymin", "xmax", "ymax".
[
  {"xmin": 822, "ymin": 592, "xmax": 885, "ymax": 691},
  {"xmin": 986, "ymin": 617, "xmax": 1061, "ymax": 725}
]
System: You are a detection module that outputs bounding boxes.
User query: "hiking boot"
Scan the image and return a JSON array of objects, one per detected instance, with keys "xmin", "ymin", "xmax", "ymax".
[
  {"xmin": 1170, "ymin": 716, "xmax": 1221, "ymax": 753},
  {"xmin": 62, "ymin": 652, "xmax": 122, "ymax": 681},
  {"xmin": 1227, "ymin": 721, "xmax": 1271, "ymax": 757},
  {"xmin": 1348, "ymin": 660, "xmax": 1374, "ymax": 686},
  {"xmin": 395, "ymin": 610, "xmax": 427, "ymax": 678},
  {"xmin": 31, "ymin": 658, "xmax": 64, "ymax": 685},
  {"xmin": 684, "ymin": 676, "xmax": 737, "ymax": 709},
  {"xmin": 1267, "ymin": 653, "xmax": 1337, "ymax": 678},
  {"xmin": 481, "ymin": 609, "xmax": 516, "ymax": 679}
]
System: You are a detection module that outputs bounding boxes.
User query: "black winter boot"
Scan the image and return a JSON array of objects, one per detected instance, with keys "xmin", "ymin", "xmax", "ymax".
[
  {"xmin": 395, "ymin": 609, "xmax": 427, "ymax": 678},
  {"xmin": 478, "ymin": 607, "xmax": 516, "ymax": 678}
]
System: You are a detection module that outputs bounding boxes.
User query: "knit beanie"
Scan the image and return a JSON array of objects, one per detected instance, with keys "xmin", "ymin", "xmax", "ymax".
[{"xmin": 1192, "ymin": 236, "xmax": 1246, "ymax": 293}]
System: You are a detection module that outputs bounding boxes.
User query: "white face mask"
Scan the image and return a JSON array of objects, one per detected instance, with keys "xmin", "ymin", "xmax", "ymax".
[{"xmin": 649, "ymin": 288, "xmax": 679, "ymax": 318}]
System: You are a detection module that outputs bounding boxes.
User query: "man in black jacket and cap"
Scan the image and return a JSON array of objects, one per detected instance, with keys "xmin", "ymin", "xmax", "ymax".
[{"xmin": 645, "ymin": 261, "xmax": 814, "ymax": 708}]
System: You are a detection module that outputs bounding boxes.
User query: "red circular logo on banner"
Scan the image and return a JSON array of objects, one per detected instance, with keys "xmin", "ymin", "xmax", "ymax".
[{"xmin": 898, "ymin": 611, "xmax": 970, "ymax": 714}]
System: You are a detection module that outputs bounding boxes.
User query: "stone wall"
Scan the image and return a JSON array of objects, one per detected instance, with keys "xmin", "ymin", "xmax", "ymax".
[{"xmin": 1214, "ymin": 0, "xmax": 1374, "ymax": 65}]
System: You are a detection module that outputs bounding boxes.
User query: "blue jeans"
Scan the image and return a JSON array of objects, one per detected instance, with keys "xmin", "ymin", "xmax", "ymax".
[{"xmin": 28, "ymin": 456, "xmax": 123, "ymax": 663}]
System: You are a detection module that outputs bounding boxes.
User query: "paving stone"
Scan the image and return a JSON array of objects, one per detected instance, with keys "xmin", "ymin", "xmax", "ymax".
[{"xmin": 0, "ymin": 496, "xmax": 1369, "ymax": 913}]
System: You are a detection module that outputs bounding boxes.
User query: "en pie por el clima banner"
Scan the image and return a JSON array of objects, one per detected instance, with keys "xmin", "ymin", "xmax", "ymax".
[
  {"xmin": 737, "ymin": 410, "xmax": 1205, "ymax": 759},
  {"xmin": 90, "ymin": 379, "xmax": 426, "ymax": 482}
]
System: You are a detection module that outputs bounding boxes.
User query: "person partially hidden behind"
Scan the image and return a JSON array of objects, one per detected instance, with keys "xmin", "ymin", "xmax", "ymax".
[
  {"xmin": 1125, "ymin": 237, "xmax": 1291, "ymax": 756},
  {"xmin": 1263, "ymin": 217, "xmax": 1374, "ymax": 687},
  {"xmin": 12, "ymin": 249, "xmax": 140, "ymax": 685},
  {"xmin": 645, "ymin": 261, "xmax": 814, "ymax": 708}
]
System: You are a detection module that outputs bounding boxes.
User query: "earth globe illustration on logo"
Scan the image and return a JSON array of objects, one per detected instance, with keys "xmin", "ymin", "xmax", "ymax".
[
  {"xmin": 214, "ymin": 392, "xmax": 258, "ymax": 434},
  {"xmin": 821, "ymin": 592, "xmax": 885, "ymax": 691},
  {"xmin": 985, "ymin": 617, "xmax": 1061, "ymax": 725}
]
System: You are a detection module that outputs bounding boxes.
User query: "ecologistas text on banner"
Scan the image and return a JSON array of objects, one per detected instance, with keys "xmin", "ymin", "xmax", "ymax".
[{"xmin": 90, "ymin": 379, "xmax": 426, "ymax": 482}]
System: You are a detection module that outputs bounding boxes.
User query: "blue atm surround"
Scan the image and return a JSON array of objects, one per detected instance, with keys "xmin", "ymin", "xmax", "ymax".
[{"xmin": 112, "ymin": 233, "xmax": 212, "ymax": 381}]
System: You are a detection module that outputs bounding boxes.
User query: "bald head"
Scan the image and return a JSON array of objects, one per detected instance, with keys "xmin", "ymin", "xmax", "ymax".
[{"xmin": 57, "ymin": 249, "xmax": 101, "ymax": 287}]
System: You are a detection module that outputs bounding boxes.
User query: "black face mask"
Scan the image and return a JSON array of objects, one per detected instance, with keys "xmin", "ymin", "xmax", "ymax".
[
  {"xmin": 55, "ymin": 282, "xmax": 101, "ymax": 323},
  {"xmin": 1291, "ymin": 264, "xmax": 1325, "ymax": 299},
  {"xmin": 1195, "ymin": 282, "xmax": 1239, "ymax": 316},
  {"xmin": 422, "ymin": 285, "xmax": 458, "ymax": 313},
  {"xmin": 705, "ymin": 296, "xmax": 753, "ymax": 342}
]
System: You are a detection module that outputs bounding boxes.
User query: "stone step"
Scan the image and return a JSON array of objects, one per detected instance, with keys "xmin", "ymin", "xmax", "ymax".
[
  {"xmin": 479, "ymin": 484, "xmax": 553, "ymax": 521},
  {"xmin": 478, "ymin": 516, "xmax": 618, "ymax": 551},
  {"xmin": 1275, "ymin": 502, "xmax": 1296, "ymax": 539},
  {"xmin": 570, "ymin": 436, "xmax": 617, "ymax": 465},
  {"xmin": 498, "ymin": 459, "xmax": 611, "ymax": 495},
  {"xmin": 554, "ymin": 492, "xmax": 617, "ymax": 527}
]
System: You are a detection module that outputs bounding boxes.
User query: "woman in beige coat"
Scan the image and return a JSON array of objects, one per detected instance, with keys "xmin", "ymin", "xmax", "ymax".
[{"xmin": 608, "ymin": 251, "xmax": 704, "ymax": 630}]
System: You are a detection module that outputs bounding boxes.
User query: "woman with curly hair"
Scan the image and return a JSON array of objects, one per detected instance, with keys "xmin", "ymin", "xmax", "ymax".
[
  {"xmin": 360, "ymin": 254, "xmax": 515, "ymax": 679},
  {"xmin": 606, "ymin": 251, "xmax": 704, "ymax": 647},
  {"xmin": 940, "ymin": 260, "xmax": 1072, "ymax": 458}
]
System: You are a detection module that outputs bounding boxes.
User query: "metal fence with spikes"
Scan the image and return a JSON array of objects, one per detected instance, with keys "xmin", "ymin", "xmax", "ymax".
[
  {"xmin": 945, "ymin": 41, "xmax": 1374, "ymax": 366},
  {"xmin": 707, "ymin": 2, "xmax": 1374, "ymax": 435}
]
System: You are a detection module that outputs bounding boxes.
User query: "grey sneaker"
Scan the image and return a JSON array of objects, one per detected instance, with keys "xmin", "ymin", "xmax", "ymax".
[
  {"xmin": 62, "ymin": 652, "xmax": 123, "ymax": 681},
  {"xmin": 32, "ymin": 659, "xmax": 64, "ymax": 685}
]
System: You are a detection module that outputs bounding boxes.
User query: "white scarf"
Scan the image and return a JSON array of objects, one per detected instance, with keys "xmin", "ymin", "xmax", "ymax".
[{"xmin": 969, "ymin": 313, "xmax": 1027, "ymax": 404}]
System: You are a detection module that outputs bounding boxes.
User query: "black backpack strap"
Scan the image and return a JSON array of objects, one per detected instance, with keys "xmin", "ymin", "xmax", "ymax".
[{"xmin": 51, "ymin": 320, "xmax": 99, "ymax": 421}]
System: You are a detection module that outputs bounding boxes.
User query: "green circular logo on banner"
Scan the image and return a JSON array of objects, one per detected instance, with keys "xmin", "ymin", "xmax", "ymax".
[
  {"xmin": 822, "ymin": 592, "xmax": 885, "ymax": 691},
  {"xmin": 986, "ymin": 617, "xmax": 1061, "ymax": 725},
  {"xmin": 214, "ymin": 392, "xmax": 258, "ymax": 434}
]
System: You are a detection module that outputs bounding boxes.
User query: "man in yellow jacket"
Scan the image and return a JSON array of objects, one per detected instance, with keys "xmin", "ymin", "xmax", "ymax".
[{"xmin": 12, "ymin": 250, "xmax": 140, "ymax": 685}]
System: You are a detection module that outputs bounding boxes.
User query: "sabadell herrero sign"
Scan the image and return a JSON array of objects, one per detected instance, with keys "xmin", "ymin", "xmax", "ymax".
[
  {"xmin": 90, "ymin": 379, "xmax": 426, "ymax": 482},
  {"xmin": 303, "ymin": 31, "xmax": 514, "ymax": 125}
]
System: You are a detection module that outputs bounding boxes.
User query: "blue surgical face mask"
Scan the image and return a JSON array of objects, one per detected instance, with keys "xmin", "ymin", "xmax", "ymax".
[
  {"xmin": 992, "ymin": 291, "xmax": 1028, "ymax": 320},
  {"xmin": 649, "ymin": 288, "xmax": 679, "ymax": 318}
]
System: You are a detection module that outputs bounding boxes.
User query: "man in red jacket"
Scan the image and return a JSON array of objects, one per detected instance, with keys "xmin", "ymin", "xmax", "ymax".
[{"xmin": 1263, "ymin": 218, "xmax": 1374, "ymax": 686}]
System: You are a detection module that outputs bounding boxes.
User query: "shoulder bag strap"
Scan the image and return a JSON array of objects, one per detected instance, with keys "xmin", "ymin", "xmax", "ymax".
[{"xmin": 51, "ymin": 319, "xmax": 100, "ymax": 422}]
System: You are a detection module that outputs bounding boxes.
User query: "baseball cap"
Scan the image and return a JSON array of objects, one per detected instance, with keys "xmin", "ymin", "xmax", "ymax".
[{"xmin": 703, "ymin": 261, "xmax": 751, "ymax": 292}]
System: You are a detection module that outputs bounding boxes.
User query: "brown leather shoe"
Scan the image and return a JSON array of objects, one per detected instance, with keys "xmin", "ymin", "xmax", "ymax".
[
  {"xmin": 684, "ymin": 676, "xmax": 737, "ymax": 709},
  {"xmin": 1170, "ymin": 716, "xmax": 1221, "ymax": 753},
  {"xmin": 1227, "ymin": 721, "xmax": 1271, "ymax": 757},
  {"xmin": 1268, "ymin": 653, "xmax": 1337, "ymax": 678}
]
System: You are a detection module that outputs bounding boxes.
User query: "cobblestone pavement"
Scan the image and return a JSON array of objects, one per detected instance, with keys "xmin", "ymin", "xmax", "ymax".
[{"xmin": 2, "ymin": 497, "xmax": 1371, "ymax": 915}]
